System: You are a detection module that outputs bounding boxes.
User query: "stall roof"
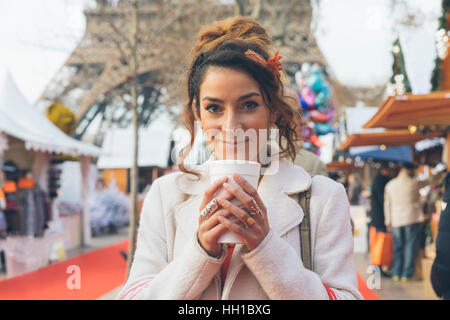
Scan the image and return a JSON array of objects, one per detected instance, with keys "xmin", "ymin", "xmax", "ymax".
[
  {"xmin": 363, "ymin": 91, "xmax": 450, "ymax": 129},
  {"xmin": 339, "ymin": 130, "xmax": 445, "ymax": 150},
  {"xmin": 0, "ymin": 71, "xmax": 102, "ymax": 157},
  {"xmin": 97, "ymin": 127, "xmax": 173, "ymax": 169}
]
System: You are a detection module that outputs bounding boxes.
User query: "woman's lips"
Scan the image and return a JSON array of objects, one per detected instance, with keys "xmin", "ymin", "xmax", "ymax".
[{"xmin": 215, "ymin": 138, "xmax": 249, "ymax": 145}]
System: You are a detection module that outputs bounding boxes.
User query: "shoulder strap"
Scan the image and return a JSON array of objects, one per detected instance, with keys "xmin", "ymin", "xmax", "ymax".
[{"xmin": 299, "ymin": 182, "xmax": 313, "ymax": 271}]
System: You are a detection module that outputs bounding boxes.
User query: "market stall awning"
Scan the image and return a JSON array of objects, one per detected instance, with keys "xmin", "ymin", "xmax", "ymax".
[
  {"xmin": 363, "ymin": 91, "xmax": 450, "ymax": 129},
  {"xmin": 349, "ymin": 145, "xmax": 413, "ymax": 163},
  {"xmin": 326, "ymin": 160, "xmax": 355, "ymax": 173},
  {"xmin": 0, "ymin": 71, "xmax": 102, "ymax": 157},
  {"xmin": 338, "ymin": 130, "xmax": 445, "ymax": 150}
]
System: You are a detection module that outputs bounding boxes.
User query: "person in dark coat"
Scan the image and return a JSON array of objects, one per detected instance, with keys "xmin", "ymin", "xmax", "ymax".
[
  {"xmin": 368, "ymin": 164, "xmax": 391, "ymax": 277},
  {"xmin": 369, "ymin": 164, "xmax": 391, "ymax": 233},
  {"xmin": 431, "ymin": 171, "xmax": 450, "ymax": 300}
]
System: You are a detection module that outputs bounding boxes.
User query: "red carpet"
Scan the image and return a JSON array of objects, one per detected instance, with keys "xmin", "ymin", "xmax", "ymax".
[
  {"xmin": 0, "ymin": 240, "xmax": 128, "ymax": 300},
  {"xmin": 357, "ymin": 273, "xmax": 380, "ymax": 300}
]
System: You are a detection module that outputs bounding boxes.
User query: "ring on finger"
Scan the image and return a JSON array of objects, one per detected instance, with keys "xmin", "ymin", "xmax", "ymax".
[
  {"xmin": 249, "ymin": 198, "xmax": 262, "ymax": 216},
  {"xmin": 247, "ymin": 217, "xmax": 255, "ymax": 226},
  {"xmin": 200, "ymin": 198, "xmax": 218, "ymax": 219}
]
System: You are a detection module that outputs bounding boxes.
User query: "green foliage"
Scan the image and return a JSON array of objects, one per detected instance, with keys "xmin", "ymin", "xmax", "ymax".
[
  {"xmin": 390, "ymin": 38, "xmax": 412, "ymax": 93},
  {"xmin": 431, "ymin": 0, "xmax": 450, "ymax": 91},
  {"xmin": 46, "ymin": 102, "xmax": 76, "ymax": 135}
]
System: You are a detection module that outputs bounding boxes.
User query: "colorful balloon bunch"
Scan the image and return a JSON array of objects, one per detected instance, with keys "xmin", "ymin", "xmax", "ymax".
[{"xmin": 293, "ymin": 62, "xmax": 336, "ymax": 153}]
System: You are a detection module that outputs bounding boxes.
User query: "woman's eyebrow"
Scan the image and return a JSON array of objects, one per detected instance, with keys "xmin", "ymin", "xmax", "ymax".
[{"xmin": 202, "ymin": 92, "xmax": 261, "ymax": 103}]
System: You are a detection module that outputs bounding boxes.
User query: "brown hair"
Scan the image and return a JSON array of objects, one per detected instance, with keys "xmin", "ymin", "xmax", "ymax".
[{"xmin": 179, "ymin": 17, "xmax": 300, "ymax": 175}]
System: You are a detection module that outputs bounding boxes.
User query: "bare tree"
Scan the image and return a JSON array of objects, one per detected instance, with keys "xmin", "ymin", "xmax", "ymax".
[{"xmin": 86, "ymin": 0, "xmax": 232, "ymax": 275}]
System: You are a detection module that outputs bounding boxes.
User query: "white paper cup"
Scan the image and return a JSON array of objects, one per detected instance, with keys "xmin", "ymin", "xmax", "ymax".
[{"xmin": 208, "ymin": 160, "xmax": 261, "ymax": 244}]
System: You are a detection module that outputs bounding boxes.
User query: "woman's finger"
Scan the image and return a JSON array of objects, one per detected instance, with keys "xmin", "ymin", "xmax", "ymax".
[
  {"xmin": 217, "ymin": 215, "xmax": 247, "ymax": 237},
  {"xmin": 217, "ymin": 198, "xmax": 257, "ymax": 228},
  {"xmin": 233, "ymin": 173, "xmax": 266, "ymax": 212},
  {"xmin": 223, "ymin": 182, "xmax": 265, "ymax": 220},
  {"xmin": 199, "ymin": 208, "xmax": 228, "ymax": 230},
  {"xmin": 200, "ymin": 176, "xmax": 228, "ymax": 209}
]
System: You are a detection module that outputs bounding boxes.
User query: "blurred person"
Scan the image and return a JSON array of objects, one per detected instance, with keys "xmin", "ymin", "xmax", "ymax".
[
  {"xmin": 384, "ymin": 163, "xmax": 424, "ymax": 282},
  {"xmin": 347, "ymin": 173, "xmax": 362, "ymax": 205},
  {"xmin": 117, "ymin": 17, "xmax": 362, "ymax": 300},
  {"xmin": 368, "ymin": 163, "xmax": 392, "ymax": 277},
  {"xmin": 431, "ymin": 171, "xmax": 450, "ymax": 300}
]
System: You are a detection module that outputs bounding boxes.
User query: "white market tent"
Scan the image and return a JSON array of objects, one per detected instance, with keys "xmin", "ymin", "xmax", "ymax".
[
  {"xmin": 98, "ymin": 127, "xmax": 173, "ymax": 169},
  {"xmin": 0, "ymin": 71, "xmax": 102, "ymax": 157},
  {"xmin": 0, "ymin": 70, "xmax": 102, "ymax": 247}
]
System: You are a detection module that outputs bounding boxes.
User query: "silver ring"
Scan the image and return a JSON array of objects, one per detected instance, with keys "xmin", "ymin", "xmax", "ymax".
[
  {"xmin": 200, "ymin": 198, "xmax": 218, "ymax": 219},
  {"xmin": 249, "ymin": 198, "xmax": 262, "ymax": 216}
]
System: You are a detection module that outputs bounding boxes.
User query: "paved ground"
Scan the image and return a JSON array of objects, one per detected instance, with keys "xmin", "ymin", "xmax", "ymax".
[{"xmin": 354, "ymin": 251, "xmax": 439, "ymax": 300}]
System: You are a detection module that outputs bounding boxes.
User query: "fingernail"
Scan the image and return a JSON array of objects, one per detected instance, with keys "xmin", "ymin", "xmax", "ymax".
[{"xmin": 223, "ymin": 182, "xmax": 230, "ymax": 188}]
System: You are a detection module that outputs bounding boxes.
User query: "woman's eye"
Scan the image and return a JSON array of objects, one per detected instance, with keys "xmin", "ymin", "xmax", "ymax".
[
  {"xmin": 205, "ymin": 104, "xmax": 221, "ymax": 113},
  {"xmin": 243, "ymin": 101, "xmax": 258, "ymax": 110}
]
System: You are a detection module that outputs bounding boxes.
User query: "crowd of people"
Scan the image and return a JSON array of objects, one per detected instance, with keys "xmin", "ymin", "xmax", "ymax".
[{"xmin": 345, "ymin": 161, "xmax": 450, "ymax": 299}]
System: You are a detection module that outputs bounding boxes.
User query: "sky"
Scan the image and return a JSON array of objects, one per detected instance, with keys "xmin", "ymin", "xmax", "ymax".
[{"xmin": 0, "ymin": 0, "xmax": 443, "ymax": 104}]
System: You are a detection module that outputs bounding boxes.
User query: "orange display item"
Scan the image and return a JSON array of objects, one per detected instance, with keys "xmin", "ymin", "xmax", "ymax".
[
  {"xmin": 18, "ymin": 177, "xmax": 35, "ymax": 189},
  {"xmin": 3, "ymin": 181, "xmax": 17, "ymax": 193}
]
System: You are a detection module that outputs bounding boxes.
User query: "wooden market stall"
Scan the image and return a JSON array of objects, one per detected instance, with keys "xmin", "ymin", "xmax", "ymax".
[{"xmin": 362, "ymin": 91, "xmax": 450, "ymax": 167}]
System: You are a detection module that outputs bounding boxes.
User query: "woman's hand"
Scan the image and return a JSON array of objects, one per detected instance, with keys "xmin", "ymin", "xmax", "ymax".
[
  {"xmin": 197, "ymin": 176, "xmax": 234, "ymax": 257},
  {"xmin": 216, "ymin": 173, "xmax": 269, "ymax": 252}
]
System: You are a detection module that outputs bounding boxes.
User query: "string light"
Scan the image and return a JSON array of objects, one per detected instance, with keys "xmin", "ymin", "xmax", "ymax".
[{"xmin": 436, "ymin": 28, "xmax": 450, "ymax": 60}]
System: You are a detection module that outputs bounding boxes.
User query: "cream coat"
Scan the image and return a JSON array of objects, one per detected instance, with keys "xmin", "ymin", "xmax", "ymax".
[
  {"xmin": 384, "ymin": 169, "xmax": 424, "ymax": 228},
  {"xmin": 117, "ymin": 158, "xmax": 363, "ymax": 300}
]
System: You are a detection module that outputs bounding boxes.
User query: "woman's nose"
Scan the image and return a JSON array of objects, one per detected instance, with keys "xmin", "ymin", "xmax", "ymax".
[{"xmin": 222, "ymin": 110, "xmax": 242, "ymax": 131}]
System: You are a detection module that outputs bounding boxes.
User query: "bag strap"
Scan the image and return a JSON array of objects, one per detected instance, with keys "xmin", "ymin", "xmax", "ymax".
[{"xmin": 298, "ymin": 182, "xmax": 313, "ymax": 271}]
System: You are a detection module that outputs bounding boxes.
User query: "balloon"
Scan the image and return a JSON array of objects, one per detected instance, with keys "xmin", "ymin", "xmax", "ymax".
[
  {"xmin": 301, "ymin": 62, "xmax": 312, "ymax": 75},
  {"xmin": 295, "ymin": 71, "xmax": 305, "ymax": 88},
  {"xmin": 302, "ymin": 126, "xmax": 312, "ymax": 139},
  {"xmin": 315, "ymin": 91, "xmax": 327, "ymax": 107},
  {"xmin": 298, "ymin": 94, "xmax": 309, "ymax": 109},
  {"xmin": 310, "ymin": 134, "xmax": 325, "ymax": 147},
  {"xmin": 307, "ymin": 71, "xmax": 324, "ymax": 92},
  {"xmin": 309, "ymin": 110, "xmax": 328, "ymax": 123},
  {"xmin": 317, "ymin": 103, "xmax": 328, "ymax": 112},
  {"xmin": 321, "ymin": 84, "xmax": 331, "ymax": 98},
  {"xmin": 303, "ymin": 141, "xmax": 313, "ymax": 150},
  {"xmin": 325, "ymin": 108, "xmax": 336, "ymax": 122},
  {"xmin": 314, "ymin": 123, "xmax": 334, "ymax": 135},
  {"xmin": 301, "ymin": 86, "xmax": 316, "ymax": 107}
]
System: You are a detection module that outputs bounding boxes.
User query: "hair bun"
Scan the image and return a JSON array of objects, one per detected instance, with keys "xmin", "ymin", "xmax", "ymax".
[{"xmin": 192, "ymin": 17, "xmax": 272, "ymax": 57}]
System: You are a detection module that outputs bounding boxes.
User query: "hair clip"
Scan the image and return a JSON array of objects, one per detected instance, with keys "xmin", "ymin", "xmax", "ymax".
[{"xmin": 245, "ymin": 49, "xmax": 283, "ymax": 79}]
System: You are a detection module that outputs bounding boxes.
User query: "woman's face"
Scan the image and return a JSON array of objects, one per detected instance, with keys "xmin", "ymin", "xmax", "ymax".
[{"xmin": 197, "ymin": 67, "xmax": 275, "ymax": 162}]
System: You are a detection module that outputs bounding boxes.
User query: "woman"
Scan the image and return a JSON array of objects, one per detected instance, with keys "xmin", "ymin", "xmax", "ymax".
[{"xmin": 117, "ymin": 17, "xmax": 362, "ymax": 300}]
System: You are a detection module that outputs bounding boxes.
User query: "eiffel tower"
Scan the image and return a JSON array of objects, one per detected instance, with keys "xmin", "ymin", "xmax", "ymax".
[
  {"xmin": 38, "ymin": 0, "xmax": 382, "ymax": 145},
  {"xmin": 37, "ymin": 0, "xmax": 171, "ymax": 144}
]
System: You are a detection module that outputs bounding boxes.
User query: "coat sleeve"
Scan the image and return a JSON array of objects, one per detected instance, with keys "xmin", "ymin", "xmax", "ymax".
[
  {"xmin": 384, "ymin": 184, "xmax": 392, "ymax": 227},
  {"xmin": 240, "ymin": 182, "xmax": 363, "ymax": 300},
  {"xmin": 116, "ymin": 177, "xmax": 226, "ymax": 300},
  {"xmin": 431, "ymin": 204, "xmax": 450, "ymax": 298}
]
